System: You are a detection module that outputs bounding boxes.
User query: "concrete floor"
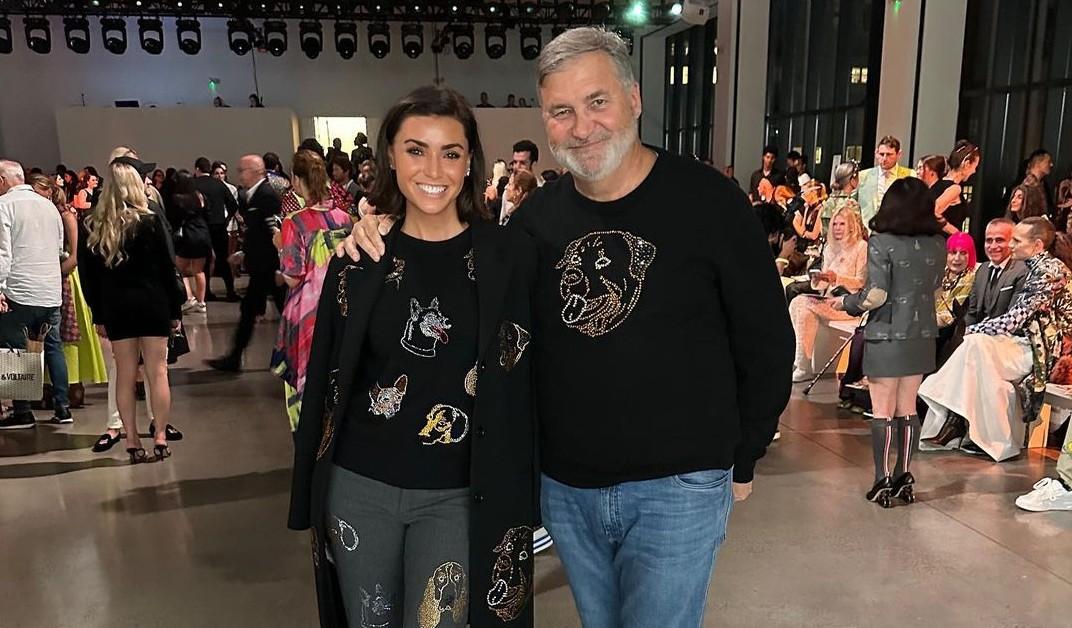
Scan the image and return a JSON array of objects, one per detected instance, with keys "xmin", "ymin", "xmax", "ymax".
[{"xmin": 2, "ymin": 297, "xmax": 1070, "ymax": 628}]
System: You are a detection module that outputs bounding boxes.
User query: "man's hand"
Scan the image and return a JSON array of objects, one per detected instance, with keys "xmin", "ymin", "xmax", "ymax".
[
  {"xmin": 335, "ymin": 214, "xmax": 396, "ymax": 262},
  {"xmin": 732, "ymin": 481, "xmax": 753, "ymax": 502},
  {"xmin": 170, "ymin": 319, "xmax": 181, "ymax": 332}
]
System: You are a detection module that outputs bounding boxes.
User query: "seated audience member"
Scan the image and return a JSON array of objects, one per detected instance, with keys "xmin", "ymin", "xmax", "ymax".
[
  {"xmin": 920, "ymin": 219, "xmax": 1029, "ymax": 447},
  {"xmin": 499, "ymin": 170, "xmax": 537, "ymax": 226},
  {"xmin": 934, "ymin": 233, "xmax": 978, "ymax": 361},
  {"xmin": 788, "ymin": 181, "xmax": 825, "ymax": 253},
  {"xmin": 1006, "ymin": 186, "xmax": 1027, "ymax": 223},
  {"xmin": 790, "ymin": 206, "xmax": 868, "ymax": 381},
  {"xmin": 820, "ymin": 161, "xmax": 862, "ymax": 233},
  {"xmin": 915, "ymin": 154, "xmax": 947, "ymax": 189},
  {"xmin": 756, "ymin": 202, "xmax": 802, "ymax": 278},
  {"xmin": 1015, "ymin": 424, "xmax": 1072, "ymax": 511},
  {"xmin": 919, "ymin": 217, "xmax": 1071, "ymax": 461}
]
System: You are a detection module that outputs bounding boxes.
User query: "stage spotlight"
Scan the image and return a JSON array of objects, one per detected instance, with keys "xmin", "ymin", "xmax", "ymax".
[
  {"xmin": 177, "ymin": 18, "xmax": 201, "ymax": 55},
  {"xmin": 299, "ymin": 21, "xmax": 322, "ymax": 58},
  {"xmin": 615, "ymin": 26, "xmax": 634, "ymax": 54},
  {"xmin": 452, "ymin": 24, "xmax": 473, "ymax": 59},
  {"xmin": 520, "ymin": 25, "xmax": 541, "ymax": 60},
  {"xmin": 63, "ymin": 16, "xmax": 91, "ymax": 54},
  {"xmin": 228, "ymin": 19, "xmax": 255, "ymax": 55},
  {"xmin": 101, "ymin": 17, "xmax": 127, "ymax": 54},
  {"xmin": 485, "ymin": 24, "xmax": 505, "ymax": 59},
  {"xmin": 401, "ymin": 23, "xmax": 422, "ymax": 59},
  {"xmin": 24, "ymin": 17, "xmax": 52, "ymax": 54},
  {"xmin": 0, "ymin": 17, "xmax": 11, "ymax": 55},
  {"xmin": 138, "ymin": 17, "xmax": 163, "ymax": 54},
  {"xmin": 335, "ymin": 21, "xmax": 357, "ymax": 59},
  {"xmin": 263, "ymin": 20, "xmax": 287, "ymax": 56},
  {"xmin": 368, "ymin": 22, "xmax": 390, "ymax": 59},
  {"xmin": 484, "ymin": 2, "xmax": 502, "ymax": 17}
]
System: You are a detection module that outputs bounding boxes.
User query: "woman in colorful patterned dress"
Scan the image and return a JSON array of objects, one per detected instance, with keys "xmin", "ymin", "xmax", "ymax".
[
  {"xmin": 270, "ymin": 150, "xmax": 353, "ymax": 431},
  {"xmin": 27, "ymin": 174, "xmax": 107, "ymax": 410}
]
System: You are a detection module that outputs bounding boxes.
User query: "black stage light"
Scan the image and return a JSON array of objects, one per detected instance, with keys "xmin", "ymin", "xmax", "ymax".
[
  {"xmin": 401, "ymin": 23, "xmax": 422, "ymax": 59},
  {"xmin": 592, "ymin": 1, "xmax": 612, "ymax": 22},
  {"xmin": 484, "ymin": 2, "xmax": 502, "ymax": 17},
  {"xmin": 24, "ymin": 17, "xmax": 51, "ymax": 54},
  {"xmin": 101, "ymin": 17, "xmax": 127, "ymax": 54},
  {"xmin": 520, "ymin": 25, "xmax": 541, "ymax": 60},
  {"xmin": 485, "ymin": 24, "xmax": 505, "ymax": 59},
  {"xmin": 452, "ymin": 23, "xmax": 474, "ymax": 59},
  {"xmin": 335, "ymin": 21, "xmax": 357, "ymax": 59},
  {"xmin": 557, "ymin": 2, "xmax": 575, "ymax": 20},
  {"xmin": 138, "ymin": 17, "xmax": 163, "ymax": 55},
  {"xmin": 228, "ymin": 19, "xmax": 255, "ymax": 55},
  {"xmin": 368, "ymin": 22, "xmax": 390, "ymax": 59},
  {"xmin": 299, "ymin": 21, "xmax": 322, "ymax": 59},
  {"xmin": 615, "ymin": 26, "xmax": 633, "ymax": 54},
  {"xmin": 0, "ymin": 17, "xmax": 11, "ymax": 55},
  {"xmin": 263, "ymin": 20, "xmax": 287, "ymax": 56},
  {"xmin": 177, "ymin": 18, "xmax": 201, "ymax": 55},
  {"xmin": 63, "ymin": 16, "xmax": 91, "ymax": 54}
]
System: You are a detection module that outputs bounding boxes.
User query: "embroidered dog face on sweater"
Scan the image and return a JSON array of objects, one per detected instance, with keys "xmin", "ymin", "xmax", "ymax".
[
  {"xmin": 401, "ymin": 297, "xmax": 451, "ymax": 357},
  {"xmin": 417, "ymin": 404, "xmax": 470, "ymax": 445},
  {"xmin": 497, "ymin": 322, "xmax": 531, "ymax": 371},
  {"xmin": 418, "ymin": 561, "xmax": 468, "ymax": 628},
  {"xmin": 486, "ymin": 526, "xmax": 533, "ymax": 622},
  {"xmin": 556, "ymin": 230, "xmax": 656, "ymax": 337},
  {"xmin": 368, "ymin": 375, "xmax": 408, "ymax": 420}
]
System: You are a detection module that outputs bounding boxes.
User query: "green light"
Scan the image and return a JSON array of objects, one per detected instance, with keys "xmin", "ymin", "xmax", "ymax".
[
  {"xmin": 625, "ymin": 1, "xmax": 648, "ymax": 25},
  {"xmin": 670, "ymin": 3, "xmax": 682, "ymax": 17},
  {"xmin": 893, "ymin": 0, "xmax": 903, "ymax": 13}
]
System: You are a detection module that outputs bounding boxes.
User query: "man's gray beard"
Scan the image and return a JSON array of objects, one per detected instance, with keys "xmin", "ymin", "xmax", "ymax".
[{"xmin": 551, "ymin": 126, "xmax": 637, "ymax": 182}]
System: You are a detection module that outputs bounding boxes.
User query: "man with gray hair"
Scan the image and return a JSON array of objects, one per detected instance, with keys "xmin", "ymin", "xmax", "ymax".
[
  {"xmin": 340, "ymin": 28, "xmax": 793, "ymax": 626},
  {"xmin": 0, "ymin": 159, "xmax": 70, "ymax": 428}
]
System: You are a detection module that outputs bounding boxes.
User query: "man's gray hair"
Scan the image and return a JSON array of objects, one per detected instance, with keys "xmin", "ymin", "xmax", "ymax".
[
  {"xmin": 537, "ymin": 27, "xmax": 635, "ymax": 88},
  {"xmin": 0, "ymin": 160, "xmax": 25, "ymax": 184}
]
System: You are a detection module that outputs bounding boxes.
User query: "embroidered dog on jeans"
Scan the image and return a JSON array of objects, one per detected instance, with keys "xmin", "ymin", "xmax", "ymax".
[
  {"xmin": 417, "ymin": 404, "xmax": 470, "ymax": 445},
  {"xmin": 401, "ymin": 297, "xmax": 451, "ymax": 357},
  {"xmin": 360, "ymin": 584, "xmax": 395, "ymax": 628},
  {"xmin": 369, "ymin": 375, "xmax": 408, "ymax": 420},
  {"xmin": 555, "ymin": 230, "xmax": 656, "ymax": 337},
  {"xmin": 497, "ymin": 322, "xmax": 531, "ymax": 371},
  {"xmin": 418, "ymin": 561, "xmax": 468, "ymax": 628},
  {"xmin": 486, "ymin": 526, "xmax": 533, "ymax": 622}
]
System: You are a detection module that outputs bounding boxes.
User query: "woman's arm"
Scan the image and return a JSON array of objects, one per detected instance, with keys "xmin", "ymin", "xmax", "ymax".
[
  {"xmin": 71, "ymin": 190, "xmax": 90, "ymax": 211},
  {"xmin": 935, "ymin": 184, "xmax": 962, "ymax": 234},
  {"xmin": 843, "ymin": 239, "xmax": 891, "ymax": 315},
  {"xmin": 59, "ymin": 209, "xmax": 78, "ymax": 275}
]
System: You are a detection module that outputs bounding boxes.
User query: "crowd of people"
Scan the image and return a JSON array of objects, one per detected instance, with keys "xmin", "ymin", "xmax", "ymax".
[
  {"xmin": 1, "ymin": 24, "xmax": 1070, "ymax": 628},
  {"xmin": 749, "ymin": 133, "xmax": 1072, "ymax": 513}
]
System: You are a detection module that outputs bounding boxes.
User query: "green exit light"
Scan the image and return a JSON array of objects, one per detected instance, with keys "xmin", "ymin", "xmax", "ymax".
[{"xmin": 893, "ymin": 0, "xmax": 903, "ymax": 13}]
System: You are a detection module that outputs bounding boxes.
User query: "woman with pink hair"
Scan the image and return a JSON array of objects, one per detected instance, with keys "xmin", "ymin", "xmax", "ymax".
[{"xmin": 936, "ymin": 233, "xmax": 977, "ymax": 333}]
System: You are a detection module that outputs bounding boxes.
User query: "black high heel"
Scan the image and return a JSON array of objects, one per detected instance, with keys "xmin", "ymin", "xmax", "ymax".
[
  {"xmin": 867, "ymin": 476, "xmax": 894, "ymax": 508},
  {"xmin": 153, "ymin": 443, "xmax": 171, "ymax": 461},
  {"xmin": 891, "ymin": 472, "xmax": 916, "ymax": 504},
  {"xmin": 127, "ymin": 447, "xmax": 150, "ymax": 464}
]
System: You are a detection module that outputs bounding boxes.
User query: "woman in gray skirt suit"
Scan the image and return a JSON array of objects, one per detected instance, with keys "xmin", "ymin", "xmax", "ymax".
[{"xmin": 833, "ymin": 178, "xmax": 945, "ymax": 508}]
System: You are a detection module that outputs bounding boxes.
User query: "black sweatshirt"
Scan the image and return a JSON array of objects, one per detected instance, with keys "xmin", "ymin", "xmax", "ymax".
[{"xmin": 514, "ymin": 149, "xmax": 794, "ymax": 487}]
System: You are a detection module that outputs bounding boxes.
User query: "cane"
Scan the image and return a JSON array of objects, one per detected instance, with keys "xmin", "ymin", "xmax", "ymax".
[{"xmin": 803, "ymin": 309, "xmax": 868, "ymax": 396}]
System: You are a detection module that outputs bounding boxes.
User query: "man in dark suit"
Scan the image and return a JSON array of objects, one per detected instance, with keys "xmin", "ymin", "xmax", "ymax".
[
  {"xmin": 964, "ymin": 218, "xmax": 1029, "ymax": 326},
  {"xmin": 193, "ymin": 156, "xmax": 240, "ymax": 301},
  {"xmin": 206, "ymin": 154, "xmax": 285, "ymax": 372}
]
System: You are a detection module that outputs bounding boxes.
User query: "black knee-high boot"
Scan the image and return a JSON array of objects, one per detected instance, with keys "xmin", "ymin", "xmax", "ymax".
[{"xmin": 894, "ymin": 415, "xmax": 921, "ymax": 477}]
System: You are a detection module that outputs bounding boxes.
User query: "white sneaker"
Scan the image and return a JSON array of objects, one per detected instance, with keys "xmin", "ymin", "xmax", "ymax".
[
  {"xmin": 180, "ymin": 298, "xmax": 199, "ymax": 314},
  {"xmin": 792, "ymin": 368, "xmax": 811, "ymax": 383},
  {"xmin": 195, "ymin": 301, "xmax": 208, "ymax": 314},
  {"xmin": 1015, "ymin": 478, "xmax": 1072, "ymax": 512},
  {"xmin": 533, "ymin": 526, "xmax": 553, "ymax": 554}
]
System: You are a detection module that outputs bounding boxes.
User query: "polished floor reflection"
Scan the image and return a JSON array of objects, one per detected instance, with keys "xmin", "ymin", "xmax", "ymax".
[{"xmin": 1, "ymin": 299, "xmax": 1069, "ymax": 628}]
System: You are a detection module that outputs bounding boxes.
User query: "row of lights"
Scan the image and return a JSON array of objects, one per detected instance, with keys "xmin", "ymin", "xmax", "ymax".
[{"xmin": 0, "ymin": 17, "xmax": 633, "ymax": 59}]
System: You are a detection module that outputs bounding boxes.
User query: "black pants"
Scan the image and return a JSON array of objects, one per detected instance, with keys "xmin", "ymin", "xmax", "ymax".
[
  {"xmin": 208, "ymin": 223, "xmax": 235, "ymax": 296},
  {"xmin": 228, "ymin": 267, "xmax": 285, "ymax": 360}
]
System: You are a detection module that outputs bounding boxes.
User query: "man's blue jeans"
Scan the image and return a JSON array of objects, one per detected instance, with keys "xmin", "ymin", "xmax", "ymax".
[
  {"xmin": 541, "ymin": 468, "xmax": 734, "ymax": 628},
  {"xmin": 0, "ymin": 301, "xmax": 69, "ymax": 412}
]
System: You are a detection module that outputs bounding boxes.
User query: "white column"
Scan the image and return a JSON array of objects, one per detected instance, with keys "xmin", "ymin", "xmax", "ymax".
[
  {"xmin": 711, "ymin": 0, "xmax": 771, "ymax": 171},
  {"xmin": 875, "ymin": 0, "xmax": 922, "ymax": 159}
]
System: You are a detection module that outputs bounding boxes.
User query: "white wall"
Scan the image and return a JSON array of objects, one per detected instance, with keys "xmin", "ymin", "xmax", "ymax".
[
  {"xmin": 913, "ymin": 0, "xmax": 968, "ymax": 162},
  {"xmin": 712, "ymin": 0, "xmax": 770, "ymax": 172},
  {"xmin": 0, "ymin": 17, "xmax": 550, "ymax": 169}
]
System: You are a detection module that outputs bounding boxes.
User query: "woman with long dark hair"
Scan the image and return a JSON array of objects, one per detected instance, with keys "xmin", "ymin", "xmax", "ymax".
[
  {"xmin": 931, "ymin": 140, "xmax": 980, "ymax": 234},
  {"xmin": 289, "ymin": 86, "xmax": 536, "ymax": 628},
  {"xmin": 834, "ymin": 178, "xmax": 945, "ymax": 507}
]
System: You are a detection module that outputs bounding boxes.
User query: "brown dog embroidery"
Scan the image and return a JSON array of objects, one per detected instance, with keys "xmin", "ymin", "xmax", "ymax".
[
  {"xmin": 555, "ymin": 230, "xmax": 656, "ymax": 337},
  {"xmin": 498, "ymin": 322, "xmax": 531, "ymax": 371},
  {"xmin": 486, "ymin": 526, "xmax": 533, "ymax": 622},
  {"xmin": 417, "ymin": 404, "xmax": 470, "ymax": 445},
  {"xmin": 418, "ymin": 561, "xmax": 468, "ymax": 627}
]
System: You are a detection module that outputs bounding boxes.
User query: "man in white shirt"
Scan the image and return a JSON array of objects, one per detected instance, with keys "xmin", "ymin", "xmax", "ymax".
[
  {"xmin": 855, "ymin": 135, "xmax": 916, "ymax": 226},
  {"xmin": 0, "ymin": 159, "xmax": 69, "ymax": 429}
]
